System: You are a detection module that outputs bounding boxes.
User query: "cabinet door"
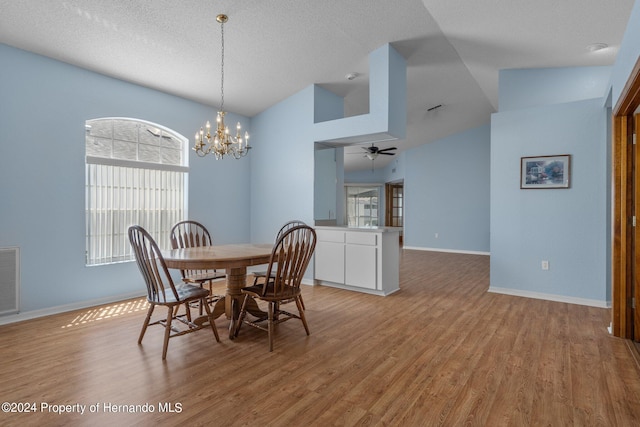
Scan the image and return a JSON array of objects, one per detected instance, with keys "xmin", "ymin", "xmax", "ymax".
[
  {"xmin": 315, "ymin": 241, "xmax": 345, "ymax": 284},
  {"xmin": 345, "ymin": 245, "xmax": 377, "ymax": 289}
]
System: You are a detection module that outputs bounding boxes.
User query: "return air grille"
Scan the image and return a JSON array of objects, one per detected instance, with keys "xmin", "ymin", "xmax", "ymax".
[{"xmin": 0, "ymin": 247, "xmax": 19, "ymax": 315}]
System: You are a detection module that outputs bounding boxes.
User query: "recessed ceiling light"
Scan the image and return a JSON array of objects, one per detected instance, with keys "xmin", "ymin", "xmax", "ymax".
[
  {"xmin": 345, "ymin": 72, "xmax": 359, "ymax": 80},
  {"xmin": 587, "ymin": 43, "xmax": 608, "ymax": 52}
]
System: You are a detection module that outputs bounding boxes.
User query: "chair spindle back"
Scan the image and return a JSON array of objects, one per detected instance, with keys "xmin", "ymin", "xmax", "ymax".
[
  {"xmin": 128, "ymin": 225, "xmax": 178, "ymax": 303},
  {"xmin": 262, "ymin": 225, "xmax": 316, "ymax": 297}
]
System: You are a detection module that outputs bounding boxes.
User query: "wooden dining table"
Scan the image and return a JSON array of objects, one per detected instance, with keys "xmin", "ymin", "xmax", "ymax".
[{"xmin": 162, "ymin": 243, "xmax": 273, "ymax": 339}]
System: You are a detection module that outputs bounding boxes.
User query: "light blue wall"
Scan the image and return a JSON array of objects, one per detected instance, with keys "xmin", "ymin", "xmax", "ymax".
[
  {"xmin": 344, "ymin": 127, "xmax": 490, "ymax": 254},
  {"xmin": 0, "ymin": 44, "xmax": 250, "ymax": 312},
  {"xmin": 382, "ymin": 151, "xmax": 406, "ymax": 184},
  {"xmin": 250, "ymin": 45, "xmax": 406, "ymax": 240},
  {"xmin": 314, "ymin": 44, "xmax": 406, "ymax": 227},
  {"xmin": 499, "ymin": 66, "xmax": 612, "ymax": 111},
  {"xmin": 345, "ymin": 168, "xmax": 387, "ymax": 184},
  {"xmin": 611, "ymin": 0, "xmax": 640, "ymax": 107},
  {"xmin": 314, "ymin": 148, "xmax": 338, "ymax": 221},
  {"xmin": 5, "ymin": 1, "xmax": 639, "ymax": 316},
  {"xmin": 314, "ymin": 44, "xmax": 406, "ymax": 143},
  {"xmin": 249, "ymin": 86, "xmax": 316, "ymax": 244},
  {"xmin": 488, "ymin": 3, "xmax": 640, "ymax": 306},
  {"xmin": 343, "ymin": 151, "xmax": 405, "ymax": 186},
  {"xmin": 491, "ymin": 92, "xmax": 608, "ymax": 303},
  {"xmin": 404, "ymin": 124, "xmax": 491, "ymax": 253}
]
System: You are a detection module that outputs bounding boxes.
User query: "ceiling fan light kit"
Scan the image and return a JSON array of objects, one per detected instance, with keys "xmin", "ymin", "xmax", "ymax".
[{"xmin": 354, "ymin": 143, "xmax": 397, "ymax": 170}]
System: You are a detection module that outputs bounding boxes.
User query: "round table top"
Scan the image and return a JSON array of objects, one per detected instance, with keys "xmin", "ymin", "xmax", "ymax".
[{"xmin": 162, "ymin": 243, "xmax": 273, "ymax": 270}]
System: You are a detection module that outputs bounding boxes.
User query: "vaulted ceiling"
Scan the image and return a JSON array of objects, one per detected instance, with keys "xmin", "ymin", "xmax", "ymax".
[{"xmin": 0, "ymin": 0, "xmax": 634, "ymax": 171}]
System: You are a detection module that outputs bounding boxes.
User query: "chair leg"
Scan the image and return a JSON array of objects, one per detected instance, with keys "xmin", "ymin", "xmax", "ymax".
[
  {"xmin": 184, "ymin": 301, "xmax": 193, "ymax": 323},
  {"xmin": 202, "ymin": 298, "xmax": 220, "ymax": 342},
  {"xmin": 299, "ymin": 294, "xmax": 306, "ymax": 311},
  {"xmin": 268, "ymin": 302, "xmax": 274, "ymax": 352},
  {"xmin": 162, "ymin": 307, "xmax": 173, "ymax": 360},
  {"xmin": 234, "ymin": 295, "xmax": 249, "ymax": 338},
  {"xmin": 198, "ymin": 282, "xmax": 208, "ymax": 316},
  {"xmin": 138, "ymin": 303, "xmax": 155, "ymax": 344},
  {"xmin": 296, "ymin": 297, "xmax": 310, "ymax": 335}
]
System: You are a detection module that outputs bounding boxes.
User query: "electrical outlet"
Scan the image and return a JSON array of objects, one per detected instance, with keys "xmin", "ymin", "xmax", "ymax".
[{"xmin": 541, "ymin": 260, "xmax": 549, "ymax": 270}]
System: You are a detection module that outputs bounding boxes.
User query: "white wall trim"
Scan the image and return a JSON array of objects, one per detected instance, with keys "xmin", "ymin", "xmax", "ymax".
[
  {"xmin": 488, "ymin": 286, "xmax": 610, "ymax": 309},
  {"xmin": 0, "ymin": 291, "xmax": 146, "ymax": 325},
  {"xmin": 403, "ymin": 246, "xmax": 490, "ymax": 256}
]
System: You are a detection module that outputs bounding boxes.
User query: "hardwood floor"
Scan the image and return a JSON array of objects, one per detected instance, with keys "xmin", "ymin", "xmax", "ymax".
[{"xmin": 1, "ymin": 250, "xmax": 639, "ymax": 426}]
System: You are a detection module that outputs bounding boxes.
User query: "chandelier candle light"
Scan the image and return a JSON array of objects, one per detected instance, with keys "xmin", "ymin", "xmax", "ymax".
[{"xmin": 194, "ymin": 14, "xmax": 250, "ymax": 159}]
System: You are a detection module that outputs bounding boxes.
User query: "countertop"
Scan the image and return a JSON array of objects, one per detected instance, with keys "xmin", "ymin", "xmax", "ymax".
[{"xmin": 314, "ymin": 225, "xmax": 403, "ymax": 233}]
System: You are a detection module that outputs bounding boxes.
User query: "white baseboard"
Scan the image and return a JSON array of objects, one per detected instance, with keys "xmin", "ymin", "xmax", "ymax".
[
  {"xmin": 0, "ymin": 276, "xmax": 317, "ymax": 326},
  {"xmin": 403, "ymin": 246, "xmax": 490, "ymax": 256},
  {"xmin": 488, "ymin": 286, "xmax": 610, "ymax": 308},
  {"xmin": 0, "ymin": 291, "xmax": 146, "ymax": 326}
]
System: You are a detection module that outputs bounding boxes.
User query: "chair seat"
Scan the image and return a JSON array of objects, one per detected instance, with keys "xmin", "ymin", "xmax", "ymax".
[
  {"xmin": 241, "ymin": 282, "xmax": 300, "ymax": 302},
  {"xmin": 183, "ymin": 270, "xmax": 226, "ymax": 283},
  {"xmin": 148, "ymin": 283, "xmax": 210, "ymax": 305},
  {"xmin": 252, "ymin": 270, "xmax": 269, "ymax": 278}
]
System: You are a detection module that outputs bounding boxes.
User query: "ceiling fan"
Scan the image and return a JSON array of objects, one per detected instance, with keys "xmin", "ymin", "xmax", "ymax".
[{"xmin": 362, "ymin": 144, "xmax": 397, "ymax": 160}]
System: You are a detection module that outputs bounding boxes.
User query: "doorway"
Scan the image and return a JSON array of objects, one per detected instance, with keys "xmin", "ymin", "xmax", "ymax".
[
  {"xmin": 612, "ymin": 56, "xmax": 640, "ymax": 340},
  {"xmin": 385, "ymin": 181, "xmax": 404, "ymax": 244}
]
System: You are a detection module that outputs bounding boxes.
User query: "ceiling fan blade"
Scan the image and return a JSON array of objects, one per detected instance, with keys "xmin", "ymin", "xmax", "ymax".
[
  {"xmin": 378, "ymin": 147, "xmax": 397, "ymax": 153},
  {"xmin": 379, "ymin": 152, "xmax": 395, "ymax": 155}
]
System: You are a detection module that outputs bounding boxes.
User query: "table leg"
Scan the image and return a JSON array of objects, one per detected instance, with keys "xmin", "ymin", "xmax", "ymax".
[
  {"xmin": 226, "ymin": 267, "xmax": 248, "ymax": 339},
  {"xmin": 225, "ymin": 267, "xmax": 269, "ymax": 339},
  {"xmin": 226, "ymin": 267, "xmax": 246, "ymax": 310}
]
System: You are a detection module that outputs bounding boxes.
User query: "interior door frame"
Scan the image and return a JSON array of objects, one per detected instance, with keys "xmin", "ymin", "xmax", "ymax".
[
  {"xmin": 612, "ymin": 55, "xmax": 640, "ymax": 338},
  {"xmin": 385, "ymin": 181, "xmax": 404, "ymax": 244},
  {"xmin": 385, "ymin": 181, "xmax": 404, "ymax": 226}
]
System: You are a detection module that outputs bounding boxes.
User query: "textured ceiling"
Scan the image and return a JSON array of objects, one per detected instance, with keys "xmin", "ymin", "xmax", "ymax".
[{"xmin": 0, "ymin": 0, "xmax": 634, "ymax": 171}]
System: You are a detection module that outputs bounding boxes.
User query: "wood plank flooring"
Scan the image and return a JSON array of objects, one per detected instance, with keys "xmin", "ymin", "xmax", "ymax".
[{"xmin": 1, "ymin": 250, "xmax": 639, "ymax": 426}]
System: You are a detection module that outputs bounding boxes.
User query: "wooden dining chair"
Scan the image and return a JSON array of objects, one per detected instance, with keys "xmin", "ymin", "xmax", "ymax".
[
  {"xmin": 234, "ymin": 224, "xmax": 316, "ymax": 351},
  {"xmin": 129, "ymin": 225, "xmax": 220, "ymax": 360},
  {"xmin": 251, "ymin": 220, "xmax": 307, "ymax": 310},
  {"xmin": 170, "ymin": 220, "xmax": 225, "ymax": 313}
]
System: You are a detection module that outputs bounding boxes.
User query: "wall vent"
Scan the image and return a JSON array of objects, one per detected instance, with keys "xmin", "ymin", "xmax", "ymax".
[{"xmin": 0, "ymin": 247, "xmax": 20, "ymax": 315}]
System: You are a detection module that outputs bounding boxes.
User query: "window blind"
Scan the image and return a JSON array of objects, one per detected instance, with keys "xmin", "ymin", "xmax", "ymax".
[{"xmin": 85, "ymin": 118, "xmax": 188, "ymax": 266}]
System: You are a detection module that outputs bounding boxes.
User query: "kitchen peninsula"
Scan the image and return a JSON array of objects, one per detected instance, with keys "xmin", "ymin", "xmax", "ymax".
[{"xmin": 314, "ymin": 226, "xmax": 401, "ymax": 296}]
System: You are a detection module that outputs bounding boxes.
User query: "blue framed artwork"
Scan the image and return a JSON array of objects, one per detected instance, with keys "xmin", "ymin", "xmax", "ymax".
[{"xmin": 520, "ymin": 154, "xmax": 570, "ymax": 189}]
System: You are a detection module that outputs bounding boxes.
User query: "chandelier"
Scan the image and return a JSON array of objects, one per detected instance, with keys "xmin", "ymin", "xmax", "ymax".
[{"xmin": 194, "ymin": 14, "xmax": 250, "ymax": 159}]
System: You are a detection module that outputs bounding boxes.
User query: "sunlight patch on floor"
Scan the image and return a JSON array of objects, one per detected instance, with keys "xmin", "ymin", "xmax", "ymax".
[{"xmin": 61, "ymin": 298, "xmax": 148, "ymax": 328}]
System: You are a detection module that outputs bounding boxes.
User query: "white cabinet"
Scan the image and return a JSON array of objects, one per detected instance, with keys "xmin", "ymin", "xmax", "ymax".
[
  {"xmin": 314, "ymin": 227, "xmax": 400, "ymax": 296},
  {"xmin": 315, "ymin": 230, "xmax": 345, "ymax": 283},
  {"xmin": 315, "ymin": 241, "xmax": 345, "ymax": 283},
  {"xmin": 345, "ymin": 244, "xmax": 377, "ymax": 289}
]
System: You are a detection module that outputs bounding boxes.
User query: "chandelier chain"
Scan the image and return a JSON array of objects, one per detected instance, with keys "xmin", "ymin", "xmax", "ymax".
[
  {"xmin": 220, "ymin": 18, "xmax": 224, "ymax": 111},
  {"xmin": 192, "ymin": 13, "xmax": 250, "ymax": 160}
]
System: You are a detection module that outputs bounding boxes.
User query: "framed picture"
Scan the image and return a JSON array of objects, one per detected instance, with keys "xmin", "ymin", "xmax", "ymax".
[{"xmin": 520, "ymin": 155, "xmax": 571, "ymax": 189}]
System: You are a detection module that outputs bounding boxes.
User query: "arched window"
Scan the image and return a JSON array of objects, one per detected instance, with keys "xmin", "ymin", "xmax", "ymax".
[{"xmin": 85, "ymin": 118, "xmax": 188, "ymax": 265}]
